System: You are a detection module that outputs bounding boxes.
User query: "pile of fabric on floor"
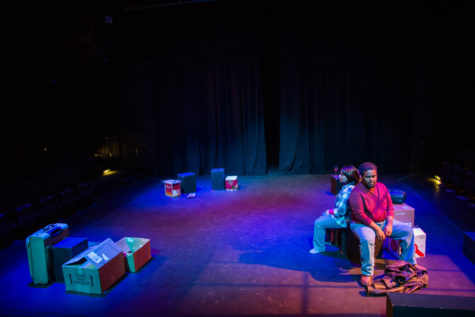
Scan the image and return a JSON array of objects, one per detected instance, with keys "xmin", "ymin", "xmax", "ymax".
[{"xmin": 366, "ymin": 261, "xmax": 429, "ymax": 296}]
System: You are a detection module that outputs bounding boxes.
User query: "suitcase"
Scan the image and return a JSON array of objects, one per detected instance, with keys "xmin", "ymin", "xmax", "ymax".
[
  {"xmin": 389, "ymin": 189, "xmax": 406, "ymax": 204},
  {"xmin": 26, "ymin": 223, "xmax": 69, "ymax": 284}
]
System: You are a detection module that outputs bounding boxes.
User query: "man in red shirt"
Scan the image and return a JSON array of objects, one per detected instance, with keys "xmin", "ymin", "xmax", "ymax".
[{"xmin": 349, "ymin": 162, "xmax": 416, "ymax": 287}]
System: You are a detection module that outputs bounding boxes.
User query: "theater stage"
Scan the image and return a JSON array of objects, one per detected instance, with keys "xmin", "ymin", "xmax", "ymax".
[{"xmin": 1, "ymin": 173, "xmax": 474, "ymax": 316}]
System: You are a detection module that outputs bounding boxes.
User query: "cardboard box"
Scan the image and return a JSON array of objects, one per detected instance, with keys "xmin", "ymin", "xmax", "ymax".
[
  {"xmin": 164, "ymin": 180, "xmax": 181, "ymax": 197},
  {"xmin": 413, "ymin": 228, "xmax": 426, "ymax": 258},
  {"xmin": 116, "ymin": 237, "xmax": 151, "ymax": 273},
  {"xmin": 52, "ymin": 237, "xmax": 89, "ymax": 283},
  {"xmin": 225, "ymin": 176, "xmax": 238, "ymax": 191},
  {"xmin": 393, "ymin": 203, "xmax": 415, "ymax": 227},
  {"xmin": 383, "ymin": 227, "xmax": 426, "ymax": 259},
  {"xmin": 62, "ymin": 238, "xmax": 125, "ymax": 295}
]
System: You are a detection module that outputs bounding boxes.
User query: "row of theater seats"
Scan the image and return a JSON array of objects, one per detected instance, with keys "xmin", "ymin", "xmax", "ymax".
[
  {"xmin": 436, "ymin": 160, "xmax": 475, "ymax": 200},
  {"xmin": 0, "ymin": 156, "xmax": 130, "ymax": 249}
]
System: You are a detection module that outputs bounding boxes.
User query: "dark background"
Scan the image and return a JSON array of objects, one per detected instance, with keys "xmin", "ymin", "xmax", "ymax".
[{"xmin": 1, "ymin": 0, "xmax": 474, "ymax": 178}]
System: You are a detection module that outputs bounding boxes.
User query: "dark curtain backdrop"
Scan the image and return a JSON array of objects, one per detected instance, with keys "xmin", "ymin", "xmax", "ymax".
[
  {"xmin": 2, "ymin": 1, "xmax": 473, "ymax": 180},
  {"xmin": 117, "ymin": 1, "xmax": 473, "ymax": 177},
  {"xmin": 278, "ymin": 11, "xmax": 413, "ymax": 174},
  {"xmin": 136, "ymin": 5, "xmax": 267, "ymax": 177}
]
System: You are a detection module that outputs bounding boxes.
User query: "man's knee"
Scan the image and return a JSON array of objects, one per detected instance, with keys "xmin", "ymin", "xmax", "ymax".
[
  {"xmin": 394, "ymin": 224, "xmax": 413, "ymax": 238},
  {"xmin": 359, "ymin": 237, "xmax": 375, "ymax": 247},
  {"xmin": 354, "ymin": 231, "xmax": 375, "ymax": 246}
]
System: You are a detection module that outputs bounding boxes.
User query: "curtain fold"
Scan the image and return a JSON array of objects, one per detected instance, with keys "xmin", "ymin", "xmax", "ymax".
[
  {"xmin": 278, "ymin": 16, "xmax": 413, "ymax": 174},
  {"xmin": 151, "ymin": 20, "xmax": 267, "ymax": 177}
]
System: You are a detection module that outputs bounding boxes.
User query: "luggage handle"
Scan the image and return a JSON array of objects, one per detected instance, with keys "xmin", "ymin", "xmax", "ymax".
[
  {"xmin": 47, "ymin": 227, "xmax": 63, "ymax": 238},
  {"xmin": 43, "ymin": 224, "xmax": 63, "ymax": 238}
]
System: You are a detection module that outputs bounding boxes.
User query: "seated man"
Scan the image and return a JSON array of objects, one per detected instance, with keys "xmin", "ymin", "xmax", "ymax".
[{"xmin": 349, "ymin": 162, "xmax": 416, "ymax": 286}]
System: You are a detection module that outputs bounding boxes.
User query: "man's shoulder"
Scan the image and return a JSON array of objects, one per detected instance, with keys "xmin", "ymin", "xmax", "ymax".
[
  {"xmin": 350, "ymin": 183, "xmax": 365, "ymax": 196},
  {"xmin": 376, "ymin": 182, "xmax": 389, "ymax": 191}
]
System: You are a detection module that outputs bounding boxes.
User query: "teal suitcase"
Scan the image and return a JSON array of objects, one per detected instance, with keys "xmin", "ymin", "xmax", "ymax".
[{"xmin": 26, "ymin": 223, "xmax": 69, "ymax": 284}]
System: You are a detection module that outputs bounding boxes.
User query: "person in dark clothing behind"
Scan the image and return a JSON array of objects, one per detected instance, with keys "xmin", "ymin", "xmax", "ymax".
[{"xmin": 349, "ymin": 162, "xmax": 416, "ymax": 286}]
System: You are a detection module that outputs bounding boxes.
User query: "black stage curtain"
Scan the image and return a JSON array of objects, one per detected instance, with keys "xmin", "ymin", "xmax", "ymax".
[
  {"xmin": 278, "ymin": 12, "xmax": 413, "ymax": 174},
  {"xmin": 144, "ymin": 7, "xmax": 267, "ymax": 177},
  {"xmin": 119, "ymin": 1, "xmax": 472, "ymax": 176}
]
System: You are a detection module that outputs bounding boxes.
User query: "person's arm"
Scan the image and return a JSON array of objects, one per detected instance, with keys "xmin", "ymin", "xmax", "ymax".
[
  {"xmin": 383, "ymin": 184, "xmax": 394, "ymax": 236},
  {"xmin": 384, "ymin": 216, "xmax": 393, "ymax": 236},
  {"xmin": 369, "ymin": 221, "xmax": 386, "ymax": 240}
]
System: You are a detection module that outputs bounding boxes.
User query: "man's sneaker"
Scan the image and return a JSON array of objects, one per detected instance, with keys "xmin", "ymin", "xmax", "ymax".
[{"xmin": 360, "ymin": 275, "xmax": 373, "ymax": 286}]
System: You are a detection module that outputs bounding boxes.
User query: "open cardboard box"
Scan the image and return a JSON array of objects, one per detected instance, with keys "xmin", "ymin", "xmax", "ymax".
[
  {"xmin": 116, "ymin": 237, "xmax": 151, "ymax": 273},
  {"xmin": 62, "ymin": 238, "xmax": 125, "ymax": 295}
]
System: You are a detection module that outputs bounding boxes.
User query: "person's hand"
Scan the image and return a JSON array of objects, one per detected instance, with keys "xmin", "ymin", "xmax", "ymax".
[
  {"xmin": 384, "ymin": 223, "xmax": 393, "ymax": 237},
  {"xmin": 375, "ymin": 227, "xmax": 386, "ymax": 240}
]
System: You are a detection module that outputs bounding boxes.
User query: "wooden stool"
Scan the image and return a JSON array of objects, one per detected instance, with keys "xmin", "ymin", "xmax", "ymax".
[
  {"xmin": 342, "ymin": 227, "xmax": 384, "ymax": 264},
  {"xmin": 326, "ymin": 228, "xmax": 344, "ymax": 247}
]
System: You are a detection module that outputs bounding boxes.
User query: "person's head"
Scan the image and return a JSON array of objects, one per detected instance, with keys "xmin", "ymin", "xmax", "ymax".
[
  {"xmin": 358, "ymin": 162, "xmax": 378, "ymax": 189},
  {"xmin": 339, "ymin": 165, "xmax": 361, "ymax": 185}
]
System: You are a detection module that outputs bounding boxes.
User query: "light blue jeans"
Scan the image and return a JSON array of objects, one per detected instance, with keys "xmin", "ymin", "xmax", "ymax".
[
  {"xmin": 312, "ymin": 211, "xmax": 346, "ymax": 252},
  {"xmin": 350, "ymin": 219, "xmax": 416, "ymax": 276}
]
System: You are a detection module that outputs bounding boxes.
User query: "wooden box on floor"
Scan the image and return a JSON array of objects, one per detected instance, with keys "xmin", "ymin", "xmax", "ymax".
[
  {"xmin": 386, "ymin": 293, "xmax": 475, "ymax": 317},
  {"xmin": 211, "ymin": 168, "xmax": 225, "ymax": 190},
  {"xmin": 116, "ymin": 237, "xmax": 151, "ymax": 273},
  {"xmin": 177, "ymin": 172, "xmax": 196, "ymax": 194},
  {"xmin": 330, "ymin": 174, "xmax": 343, "ymax": 195},
  {"xmin": 62, "ymin": 238, "xmax": 125, "ymax": 295},
  {"xmin": 393, "ymin": 203, "xmax": 415, "ymax": 227}
]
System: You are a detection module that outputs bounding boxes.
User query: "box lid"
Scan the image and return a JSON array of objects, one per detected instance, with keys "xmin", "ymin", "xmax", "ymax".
[
  {"xmin": 413, "ymin": 227, "xmax": 426, "ymax": 235},
  {"xmin": 225, "ymin": 176, "xmax": 238, "ymax": 181},
  {"xmin": 163, "ymin": 179, "xmax": 181, "ymax": 184},
  {"xmin": 63, "ymin": 238, "xmax": 122, "ymax": 270},
  {"xmin": 116, "ymin": 237, "xmax": 151, "ymax": 253}
]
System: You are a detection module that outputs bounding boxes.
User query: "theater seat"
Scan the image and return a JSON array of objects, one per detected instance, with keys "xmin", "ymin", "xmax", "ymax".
[
  {"xmin": 0, "ymin": 213, "xmax": 15, "ymax": 248},
  {"xmin": 11, "ymin": 203, "xmax": 42, "ymax": 239}
]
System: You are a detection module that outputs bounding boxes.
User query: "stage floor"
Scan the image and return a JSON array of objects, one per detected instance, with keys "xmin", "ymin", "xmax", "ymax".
[{"xmin": 1, "ymin": 173, "xmax": 474, "ymax": 316}]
